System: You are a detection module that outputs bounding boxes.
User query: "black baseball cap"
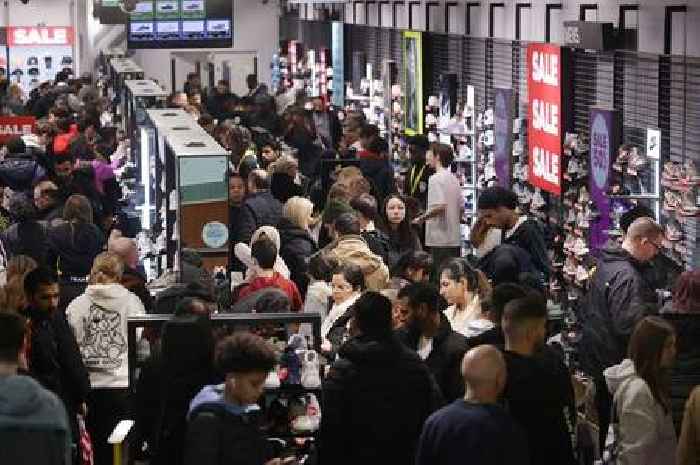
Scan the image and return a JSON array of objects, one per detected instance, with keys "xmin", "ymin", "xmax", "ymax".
[{"xmin": 407, "ymin": 134, "xmax": 430, "ymax": 150}]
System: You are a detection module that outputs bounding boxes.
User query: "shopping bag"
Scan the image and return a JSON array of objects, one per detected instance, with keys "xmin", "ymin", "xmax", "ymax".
[{"xmin": 78, "ymin": 414, "xmax": 94, "ymax": 465}]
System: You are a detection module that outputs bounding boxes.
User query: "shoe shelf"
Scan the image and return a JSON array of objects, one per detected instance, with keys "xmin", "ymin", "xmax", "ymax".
[{"xmin": 127, "ymin": 313, "xmax": 325, "ymax": 441}]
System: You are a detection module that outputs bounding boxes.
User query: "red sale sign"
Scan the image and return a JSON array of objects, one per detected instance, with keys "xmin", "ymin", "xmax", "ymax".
[
  {"xmin": 8, "ymin": 27, "xmax": 74, "ymax": 46},
  {"xmin": 527, "ymin": 43, "xmax": 563, "ymax": 196},
  {"xmin": 0, "ymin": 117, "xmax": 36, "ymax": 144}
]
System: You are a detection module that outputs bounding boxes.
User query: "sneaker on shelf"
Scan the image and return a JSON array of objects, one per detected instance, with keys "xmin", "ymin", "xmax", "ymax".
[
  {"xmin": 265, "ymin": 367, "xmax": 281, "ymax": 389},
  {"xmin": 566, "ymin": 209, "xmax": 577, "ymax": 225},
  {"xmin": 573, "ymin": 238, "xmax": 589, "ymax": 257},
  {"xmin": 291, "ymin": 393, "xmax": 321, "ymax": 433},
  {"xmin": 301, "ymin": 350, "xmax": 321, "ymax": 389},
  {"xmin": 577, "ymin": 211, "xmax": 590, "ymax": 229},
  {"xmin": 679, "ymin": 191, "xmax": 700, "ymax": 216},
  {"xmin": 626, "ymin": 148, "xmax": 648, "ymax": 176},
  {"xmin": 665, "ymin": 221, "xmax": 684, "ymax": 242},
  {"xmin": 564, "ymin": 133, "xmax": 579, "ymax": 151},
  {"xmin": 663, "ymin": 191, "xmax": 682, "ymax": 212},
  {"xmin": 575, "ymin": 265, "xmax": 590, "ymax": 286},
  {"xmin": 612, "ymin": 146, "xmax": 630, "ymax": 172},
  {"xmin": 564, "ymin": 255, "xmax": 577, "ymax": 276},
  {"xmin": 607, "ymin": 184, "xmax": 630, "ymax": 196},
  {"xmin": 483, "ymin": 108, "xmax": 494, "ymax": 126},
  {"xmin": 662, "ymin": 161, "xmax": 682, "ymax": 187},
  {"xmin": 531, "ymin": 189, "xmax": 546, "ymax": 210},
  {"xmin": 576, "ymin": 186, "xmax": 590, "ymax": 208},
  {"xmin": 563, "ymin": 235, "xmax": 575, "ymax": 252}
]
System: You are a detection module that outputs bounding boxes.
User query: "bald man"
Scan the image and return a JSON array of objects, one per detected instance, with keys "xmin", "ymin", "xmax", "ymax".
[
  {"xmin": 416, "ymin": 345, "xmax": 528, "ymax": 465},
  {"xmin": 108, "ymin": 235, "xmax": 153, "ymax": 312}
]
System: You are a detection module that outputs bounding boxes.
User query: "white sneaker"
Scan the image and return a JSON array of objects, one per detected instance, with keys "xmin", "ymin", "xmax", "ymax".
[
  {"xmin": 483, "ymin": 108, "xmax": 494, "ymax": 126},
  {"xmin": 291, "ymin": 394, "xmax": 321, "ymax": 432},
  {"xmin": 265, "ymin": 368, "xmax": 280, "ymax": 389},
  {"xmin": 301, "ymin": 350, "xmax": 321, "ymax": 389}
]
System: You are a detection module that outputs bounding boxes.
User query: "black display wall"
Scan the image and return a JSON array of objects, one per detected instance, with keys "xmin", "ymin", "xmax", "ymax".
[{"xmin": 281, "ymin": 15, "xmax": 699, "ymax": 270}]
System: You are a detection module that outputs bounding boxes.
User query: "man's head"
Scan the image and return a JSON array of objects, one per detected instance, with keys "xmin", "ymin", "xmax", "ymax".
[
  {"xmin": 620, "ymin": 205, "xmax": 655, "ymax": 236},
  {"xmin": 407, "ymin": 135, "xmax": 430, "ymax": 164},
  {"xmin": 333, "ymin": 212, "xmax": 362, "ymax": 238},
  {"xmin": 483, "ymin": 283, "xmax": 533, "ymax": 327},
  {"xmin": 174, "ymin": 297, "xmax": 211, "ymax": 317},
  {"xmin": 398, "ymin": 282, "xmax": 446, "ymax": 337},
  {"xmin": 501, "ymin": 294, "xmax": 548, "ymax": 354},
  {"xmin": 216, "ymin": 79, "xmax": 230, "ymax": 94},
  {"xmin": 477, "ymin": 186, "xmax": 519, "ymax": 228},
  {"xmin": 108, "ymin": 237, "xmax": 139, "ymax": 269},
  {"xmin": 351, "ymin": 291, "xmax": 393, "ymax": 340},
  {"xmin": 198, "ymin": 114, "xmax": 215, "ymax": 134},
  {"xmin": 312, "ymin": 97, "xmax": 325, "ymax": 112},
  {"xmin": 359, "ymin": 124, "xmax": 380, "ymax": 151},
  {"xmin": 24, "ymin": 267, "xmax": 60, "ymax": 314},
  {"xmin": 251, "ymin": 237, "xmax": 278, "ymax": 271},
  {"xmin": 5, "ymin": 136, "xmax": 26, "ymax": 155},
  {"xmin": 53, "ymin": 154, "xmax": 75, "ymax": 182},
  {"xmin": 461, "ymin": 345, "xmax": 507, "ymax": 403},
  {"xmin": 0, "ymin": 312, "xmax": 27, "ymax": 369},
  {"xmin": 229, "ymin": 172, "xmax": 246, "ymax": 205},
  {"xmin": 246, "ymin": 74, "xmax": 258, "ymax": 91},
  {"xmin": 33, "ymin": 180, "xmax": 59, "ymax": 211},
  {"xmin": 623, "ymin": 217, "xmax": 664, "ymax": 262},
  {"xmin": 350, "ymin": 193, "xmax": 378, "ymax": 229},
  {"xmin": 433, "ymin": 143, "xmax": 454, "ymax": 169},
  {"xmin": 247, "ymin": 169, "xmax": 270, "ymax": 194},
  {"xmin": 186, "ymin": 72, "xmax": 200, "ymax": 86},
  {"xmin": 216, "ymin": 332, "xmax": 277, "ymax": 405}
]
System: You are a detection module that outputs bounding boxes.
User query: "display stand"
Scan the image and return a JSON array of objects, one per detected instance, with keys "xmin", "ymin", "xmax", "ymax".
[
  {"xmin": 147, "ymin": 109, "xmax": 211, "ymax": 274},
  {"xmin": 127, "ymin": 312, "xmax": 324, "ymax": 445},
  {"xmin": 109, "ymin": 58, "xmax": 144, "ymax": 124},
  {"xmin": 165, "ymin": 128, "xmax": 230, "ymax": 272}
]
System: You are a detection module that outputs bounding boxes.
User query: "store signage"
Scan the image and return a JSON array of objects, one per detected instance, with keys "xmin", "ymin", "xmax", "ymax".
[
  {"xmin": 331, "ymin": 22, "xmax": 345, "ymax": 107},
  {"xmin": 563, "ymin": 21, "xmax": 615, "ymax": 51},
  {"xmin": 8, "ymin": 27, "xmax": 74, "ymax": 46},
  {"xmin": 589, "ymin": 108, "xmax": 619, "ymax": 251},
  {"xmin": 0, "ymin": 116, "xmax": 36, "ymax": 144},
  {"xmin": 646, "ymin": 128, "xmax": 661, "ymax": 160},
  {"xmin": 494, "ymin": 87, "xmax": 514, "ymax": 188},
  {"xmin": 202, "ymin": 221, "xmax": 229, "ymax": 248},
  {"xmin": 527, "ymin": 43, "xmax": 563, "ymax": 196}
]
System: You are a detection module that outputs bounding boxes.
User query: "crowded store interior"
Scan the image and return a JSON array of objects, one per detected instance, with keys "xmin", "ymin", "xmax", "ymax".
[{"xmin": 0, "ymin": 0, "xmax": 699, "ymax": 464}]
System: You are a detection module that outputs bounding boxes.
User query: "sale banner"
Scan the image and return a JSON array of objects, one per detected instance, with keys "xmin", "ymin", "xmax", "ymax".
[
  {"xmin": 589, "ymin": 109, "xmax": 619, "ymax": 252},
  {"xmin": 527, "ymin": 43, "xmax": 563, "ymax": 196},
  {"xmin": 8, "ymin": 27, "xmax": 74, "ymax": 46},
  {"xmin": 0, "ymin": 116, "xmax": 36, "ymax": 144}
]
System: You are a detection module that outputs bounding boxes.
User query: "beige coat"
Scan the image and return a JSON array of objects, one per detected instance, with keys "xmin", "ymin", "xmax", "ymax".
[
  {"xmin": 678, "ymin": 386, "xmax": 700, "ymax": 465},
  {"xmin": 325, "ymin": 235, "xmax": 389, "ymax": 291}
]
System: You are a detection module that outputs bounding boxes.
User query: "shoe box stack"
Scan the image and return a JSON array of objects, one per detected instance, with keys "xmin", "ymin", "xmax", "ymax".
[
  {"xmin": 661, "ymin": 160, "xmax": 700, "ymax": 266},
  {"xmin": 552, "ymin": 134, "xmax": 597, "ymax": 306},
  {"xmin": 260, "ymin": 332, "xmax": 323, "ymax": 457},
  {"xmin": 390, "ymin": 84, "xmax": 405, "ymax": 162}
]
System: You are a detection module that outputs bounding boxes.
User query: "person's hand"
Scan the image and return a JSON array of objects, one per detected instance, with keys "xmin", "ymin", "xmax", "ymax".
[{"xmin": 411, "ymin": 215, "xmax": 424, "ymax": 226}]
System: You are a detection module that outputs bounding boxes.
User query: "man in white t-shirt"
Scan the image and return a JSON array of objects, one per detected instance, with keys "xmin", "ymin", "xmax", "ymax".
[{"xmin": 413, "ymin": 143, "xmax": 464, "ymax": 278}]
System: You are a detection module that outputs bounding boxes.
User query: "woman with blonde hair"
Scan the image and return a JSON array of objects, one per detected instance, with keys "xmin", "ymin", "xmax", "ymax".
[
  {"xmin": 66, "ymin": 251, "xmax": 145, "ymax": 465},
  {"xmin": 277, "ymin": 196, "xmax": 318, "ymax": 296}
]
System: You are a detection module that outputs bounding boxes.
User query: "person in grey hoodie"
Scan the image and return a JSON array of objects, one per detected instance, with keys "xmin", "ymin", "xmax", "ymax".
[
  {"xmin": 0, "ymin": 312, "xmax": 72, "ymax": 465},
  {"xmin": 66, "ymin": 252, "xmax": 145, "ymax": 465},
  {"xmin": 604, "ymin": 316, "xmax": 678, "ymax": 465}
]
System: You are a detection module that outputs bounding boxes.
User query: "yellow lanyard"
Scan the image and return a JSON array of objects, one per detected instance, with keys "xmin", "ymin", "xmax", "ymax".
[{"xmin": 409, "ymin": 164, "xmax": 426, "ymax": 196}]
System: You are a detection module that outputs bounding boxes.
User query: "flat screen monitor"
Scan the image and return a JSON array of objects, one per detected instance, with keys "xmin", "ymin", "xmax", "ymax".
[{"xmin": 127, "ymin": 0, "xmax": 233, "ymax": 49}]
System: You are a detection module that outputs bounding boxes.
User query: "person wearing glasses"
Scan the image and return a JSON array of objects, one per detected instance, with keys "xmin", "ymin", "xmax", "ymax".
[{"xmin": 578, "ymin": 216, "xmax": 666, "ymax": 453}]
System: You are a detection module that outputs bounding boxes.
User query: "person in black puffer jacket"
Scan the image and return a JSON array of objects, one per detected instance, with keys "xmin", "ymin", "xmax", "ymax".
[
  {"xmin": 235, "ymin": 170, "xmax": 282, "ymax": 247},
  {"xmin": 661, "ymin": 270, "xmax": 700, "ymax": 432},
  {"xmin": 321, "ymin": 292, "xmax": 443, "ymax": 465},
  {"xmin": 277, "ymin": 196, "xmax": 317, "ymax": 298}
]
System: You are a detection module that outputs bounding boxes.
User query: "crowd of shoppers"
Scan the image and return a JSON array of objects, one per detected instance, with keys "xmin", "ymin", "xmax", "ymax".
[{"xmin": 0, "ymin": 68, "xmax": 697, "ymax": 465}]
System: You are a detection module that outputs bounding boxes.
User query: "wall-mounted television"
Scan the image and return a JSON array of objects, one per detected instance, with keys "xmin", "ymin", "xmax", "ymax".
[{"xmin": 127, "ymin": 0, "xmax": 233, "ymax": 49}]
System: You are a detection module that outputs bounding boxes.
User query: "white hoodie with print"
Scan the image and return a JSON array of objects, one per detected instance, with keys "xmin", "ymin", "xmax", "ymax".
[{"xmin": 66, "ymin": 283, "xmax": 145, "ymax": 389}]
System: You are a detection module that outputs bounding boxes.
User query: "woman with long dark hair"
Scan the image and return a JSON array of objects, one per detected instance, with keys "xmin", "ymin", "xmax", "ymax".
[
  {"xmin": 603, "ymin": 316, "xmax": 678, "ymax": 465},
  {"xmin": 379, "ymin": 194, "xmax": 422, "ymax": 270}
]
